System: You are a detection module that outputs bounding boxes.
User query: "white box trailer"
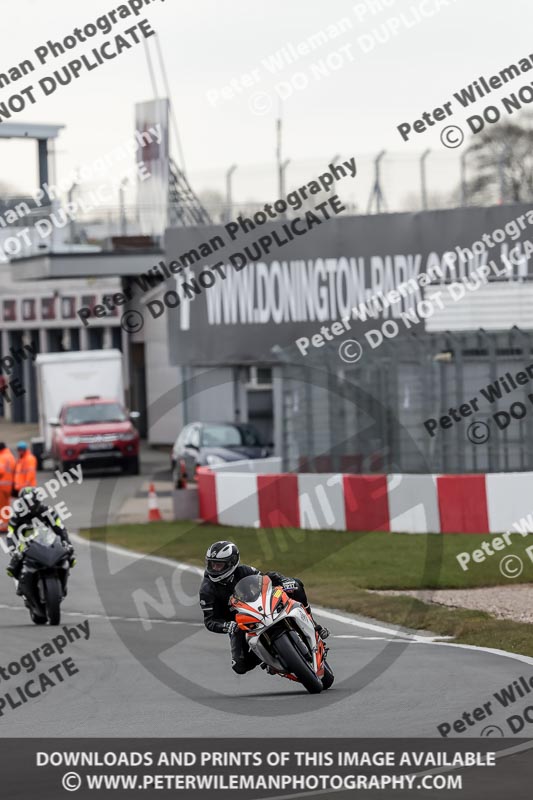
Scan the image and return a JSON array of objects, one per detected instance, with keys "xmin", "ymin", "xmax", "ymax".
[{"xmin": 34, "ymin": 350, "xmax": 125, "ymax": 455}]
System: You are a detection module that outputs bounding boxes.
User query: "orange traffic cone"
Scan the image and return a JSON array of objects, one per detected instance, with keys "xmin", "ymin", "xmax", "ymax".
[{"xmin": 148, "ymin": 483, "xmax": 162, "ymax": 522}]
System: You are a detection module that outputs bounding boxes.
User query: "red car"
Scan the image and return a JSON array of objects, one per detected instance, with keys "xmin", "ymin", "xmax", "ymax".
[{"xmin": 50, "ymin": 397, "xmax": 140, "ymax": 474}]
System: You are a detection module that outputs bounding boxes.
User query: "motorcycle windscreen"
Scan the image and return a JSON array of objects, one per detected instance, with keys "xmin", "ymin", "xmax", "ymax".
[
  {"xmin": 24, "ymin": 530, "xmax": 65, "ymax": 567},
  {"xmin": 233, "ymin": 574, "xmax": 263, "ymax": 603}
]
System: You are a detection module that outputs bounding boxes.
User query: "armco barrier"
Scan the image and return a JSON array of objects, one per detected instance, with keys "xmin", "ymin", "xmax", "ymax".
[
  {"xmin": 197, "ymin": 468, "xmax": 533, "ymax": 534},
  {"xmin": 197, "ymin": 469, "xmax": 218, "ymax": 524},
  {"xmin": 485, "ymin": 472, "xmax": 533, "ymax": 533},
  {"xmin": 387, "ymin": 474, "xmax": 440, "ymax": 534},
  {"xmin": 258, "ymin": 474, "xmax": 300, "ymax": 528},
  {"xmin": 437, "ymin": 474, "xmax": 489, "ymax": 534},
  {"xmin": 343, "ymin": 475, "xmax": 390, "ymax": 532}
]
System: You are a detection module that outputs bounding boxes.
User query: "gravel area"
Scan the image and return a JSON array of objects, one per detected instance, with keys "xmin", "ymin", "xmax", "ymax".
[{"xmin": 372, "ymin": 585, "xmax": 533, "ymax": 624}]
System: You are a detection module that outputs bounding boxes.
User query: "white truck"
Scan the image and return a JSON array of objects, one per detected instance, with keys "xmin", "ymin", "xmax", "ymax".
[{"xmin": 32, "ymin": 350, "xmax": 128, "ymax": 468}]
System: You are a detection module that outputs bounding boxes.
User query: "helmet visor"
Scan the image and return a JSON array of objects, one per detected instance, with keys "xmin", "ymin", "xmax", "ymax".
[{"xmin": 206, "ymin": 559, "xmax": 228, "ymax": 574}]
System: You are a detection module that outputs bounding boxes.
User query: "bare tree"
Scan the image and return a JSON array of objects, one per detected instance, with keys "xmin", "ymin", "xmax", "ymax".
[{"xmin": 462, "ymin": 112, "xmax": 533, "ymax": 205}]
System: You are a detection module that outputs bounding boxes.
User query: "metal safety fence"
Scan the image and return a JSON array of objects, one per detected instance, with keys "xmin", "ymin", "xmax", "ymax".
[{"xmin": 277, "ymin": 328, "xmax": 533, "ymax": 474}]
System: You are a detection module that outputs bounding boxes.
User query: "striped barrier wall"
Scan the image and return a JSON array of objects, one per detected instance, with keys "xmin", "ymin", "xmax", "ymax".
[{"xmin": 196, "ymin": 468, "xmax": 533, "ymax": 534}]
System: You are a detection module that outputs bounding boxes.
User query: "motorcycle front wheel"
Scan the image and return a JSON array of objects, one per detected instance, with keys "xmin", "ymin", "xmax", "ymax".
[
  {"xmin": 274, "ymin": 632, "xmax": 323, "ymax": 694},
  {"xmin": 43, "ymin": 576, "xmax": 62, "ymax": 626},
  {"xmin": 321, "ymin": 660, "xmax": 335, "ymax": 690}
]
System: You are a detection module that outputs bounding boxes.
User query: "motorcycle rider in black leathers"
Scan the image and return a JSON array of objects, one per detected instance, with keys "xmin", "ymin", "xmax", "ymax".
[
  {"xmin": 5, "ymin": 487, "xmax": 75, "ymax": 594},
  {"xmin": 199, "ymin": 540, "xmax": 329, "ymax": 674}
]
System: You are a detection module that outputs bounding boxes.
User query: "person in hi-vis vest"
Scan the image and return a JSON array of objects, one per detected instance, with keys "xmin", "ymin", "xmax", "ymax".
[
  {"xmin": 13, "ymin": 442, "xmax": 37, "ymax": 496},
  {"xmin": 0, "ymin": 442, "xmax": 15, "ymax": 533}
]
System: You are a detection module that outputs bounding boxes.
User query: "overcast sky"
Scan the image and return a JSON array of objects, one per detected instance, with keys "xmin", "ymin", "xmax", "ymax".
[{"xmin": 1, "ymin": 0, "xmax": 531, "ymax": 209}]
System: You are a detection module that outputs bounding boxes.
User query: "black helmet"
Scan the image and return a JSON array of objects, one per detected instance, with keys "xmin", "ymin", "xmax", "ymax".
[
  {"xmin": 205, "ymin": 541, "xmax": 240, "ymax": 584},
  {"xmin": 17, "ymin": 487, "xmax": 44, "ymax": 511}
]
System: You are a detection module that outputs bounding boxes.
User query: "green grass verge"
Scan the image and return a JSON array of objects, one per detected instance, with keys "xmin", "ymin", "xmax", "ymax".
[{"xmin": 80, "ymin": 522, "xmax": 533, "ymax": 657}]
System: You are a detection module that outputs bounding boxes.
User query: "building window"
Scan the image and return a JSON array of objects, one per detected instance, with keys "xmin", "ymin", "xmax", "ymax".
[
  {"xmin": 245, "ymin": 366, "xmax": 273, "ymax": 388},
  {"xmin": 61, "ymin": 297, "xmax": 76, "ymax": 320},
  {"xmin": 41, "ymin": 296, "xmax": 56, "ymax": 320},
  {"xmin": 21, "ymin": 299, "xmax": 36, "ymax": 321},
  {"xmin": 3, "ymin": 300, "xmax": 16, "ymax": 322}
]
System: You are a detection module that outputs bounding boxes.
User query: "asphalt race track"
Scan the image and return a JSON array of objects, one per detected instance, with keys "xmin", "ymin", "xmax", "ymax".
[{"xmin": 1, "ymin": 526, "xmax": 532, "ymax": 740}]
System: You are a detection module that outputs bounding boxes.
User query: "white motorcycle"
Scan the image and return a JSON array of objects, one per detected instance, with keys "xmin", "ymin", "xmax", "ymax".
[{"xmin": 230, "ymin": 574, "xmax": 334, "ymax": 694}]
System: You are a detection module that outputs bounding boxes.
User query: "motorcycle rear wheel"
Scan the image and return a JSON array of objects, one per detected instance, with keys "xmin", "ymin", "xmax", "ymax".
[
  {"xmin": 43, "ymin": 576, "xmax": 62, "ymax": 626},
  {"xmin": 274, "ymin": 632, "xmax": 323, "ymax": 694}
]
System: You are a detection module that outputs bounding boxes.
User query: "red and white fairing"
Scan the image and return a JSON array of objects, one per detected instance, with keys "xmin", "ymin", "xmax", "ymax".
[{"xmin": 230, "ymin": 575, "xmax": 324, "ymax": 680}]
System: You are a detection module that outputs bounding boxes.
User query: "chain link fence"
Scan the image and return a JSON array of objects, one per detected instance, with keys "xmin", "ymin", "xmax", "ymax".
[
  {"xmin": 0, "ymin": 147, "xmax": 511, "ymax": 258},
  {"xmin": 191, "ymin": 151, "xmax": 468, "ymax": 222},
  {"xmin": 278, "ymin": 328, "xmax": 533, "ymax": 474}
]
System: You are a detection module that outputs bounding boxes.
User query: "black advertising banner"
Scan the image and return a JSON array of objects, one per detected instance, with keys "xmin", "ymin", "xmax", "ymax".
[{"xmin": 160, "ymin": 203, "xmax": 533, "ymax": 365}]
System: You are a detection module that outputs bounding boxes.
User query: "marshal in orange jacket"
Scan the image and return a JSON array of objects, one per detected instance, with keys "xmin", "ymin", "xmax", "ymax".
[
  {"xmin": 0, "ymin": 446, "xmax": 16, "ymax": 531},
  {"xmin": 14, "ymin": 450, "xmax": 38, "ymax": 493}
]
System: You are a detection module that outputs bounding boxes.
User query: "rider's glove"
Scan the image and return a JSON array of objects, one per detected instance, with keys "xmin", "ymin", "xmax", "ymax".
[
  {"xmin": 64, "ymin": 544, "xmax": 76, "ymax": 567},
  {"xmin": 223, "ymin": 621, "xmax": 238, "ymax": 635}
]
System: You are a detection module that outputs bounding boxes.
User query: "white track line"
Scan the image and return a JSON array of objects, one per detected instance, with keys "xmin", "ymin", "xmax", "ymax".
[
  {"xmin": 314, "ymin": 606, "xmax": 452, "ymax": 643},
  {"xmin": 333, "ymin": 634, "xmax": 430, "ymax": 642},
  {"xmin": 73, "ymin": 534, "xmax": 533, "ymax": 664},
  {"xmin": 420, "ymin": 638, "xmax": 533, "ymax": 667},
  {"xmin": 0, "ymin": 602, "xmax": 203, "ymax": 626},
  {"xmin": 72, "ymin": 534, "xmax": 204, "ymax": 576}
]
